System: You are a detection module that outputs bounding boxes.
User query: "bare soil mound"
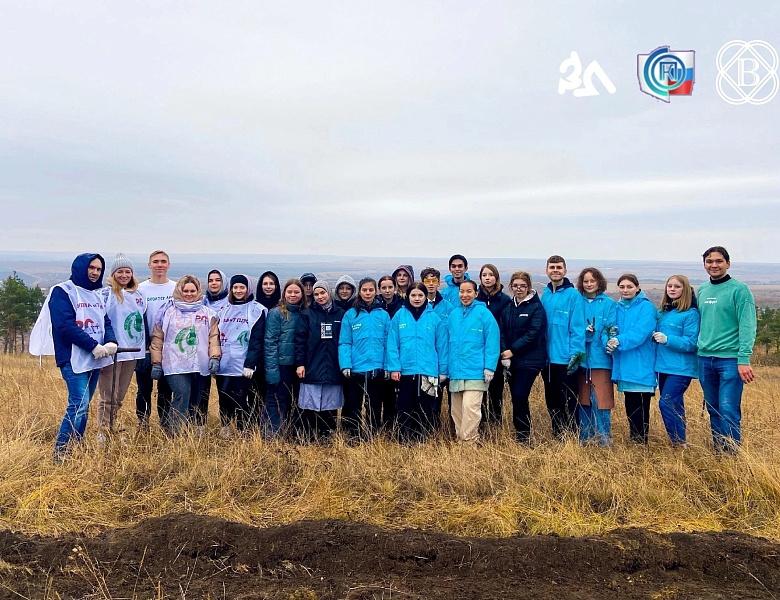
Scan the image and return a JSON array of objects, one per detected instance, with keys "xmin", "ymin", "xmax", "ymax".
[{"xmin": 1, "ymin": 513, "xmax": 779, "ymax": 599}]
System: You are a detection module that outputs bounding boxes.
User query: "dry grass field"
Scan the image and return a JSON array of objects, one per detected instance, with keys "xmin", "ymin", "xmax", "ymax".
[{"xmin": 1, "ymin": 353, "xmax": 778, "ymax": 542}]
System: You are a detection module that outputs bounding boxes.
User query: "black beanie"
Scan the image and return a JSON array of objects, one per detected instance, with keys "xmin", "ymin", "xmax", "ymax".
[{"xmin": 230, "ymin": 274, "xmax": 249, "ymax": 288}]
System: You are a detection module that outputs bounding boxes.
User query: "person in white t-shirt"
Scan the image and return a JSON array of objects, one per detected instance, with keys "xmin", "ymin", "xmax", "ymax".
[{"xmin": 135, "ymin": 250, "xmax": 177, "ymax": 431}]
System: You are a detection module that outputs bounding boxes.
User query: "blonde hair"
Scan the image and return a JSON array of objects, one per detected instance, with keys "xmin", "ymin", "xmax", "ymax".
[
  {"xmin": 108, "ymin": 273, "xmax": 139, "ymax": 302},
  {"xmin": 660, "ymin": 274, "xmax": 694, "ymax": 312}
]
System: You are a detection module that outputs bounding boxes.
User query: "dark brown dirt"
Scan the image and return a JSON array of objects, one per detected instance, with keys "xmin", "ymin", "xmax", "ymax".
[{"xmin": 1, "ymin": 514, "xmax": 779, "ymax": 599}]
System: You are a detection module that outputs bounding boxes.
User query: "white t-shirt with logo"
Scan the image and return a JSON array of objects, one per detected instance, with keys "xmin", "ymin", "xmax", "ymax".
[{"xmin": 138, "ymin": 279, "xmax": 177, "ymax": 337}]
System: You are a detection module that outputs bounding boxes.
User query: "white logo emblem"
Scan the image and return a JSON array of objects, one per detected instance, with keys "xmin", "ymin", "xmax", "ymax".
[
  {"xmin": 716, "ymin": 40, "xmax": 778, "ymax": 105},
  {"xmin": 558, "ymin": 51, "xmax": 616, "ymax": 97}
]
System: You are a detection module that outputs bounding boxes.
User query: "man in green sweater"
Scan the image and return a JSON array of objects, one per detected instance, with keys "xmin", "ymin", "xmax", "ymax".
[{"xmin": 697, "ymin": 246, "xmax": 757, "ymax": 454}]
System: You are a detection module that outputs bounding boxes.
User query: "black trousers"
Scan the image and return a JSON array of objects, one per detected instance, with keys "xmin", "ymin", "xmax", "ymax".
[
  {"xmin": 482, "ymin": 360, "xmax": 505, "ymax": 426},
  {"xmin": 541, "ymin": 363, "xmax": 579, "ymax": 439},
  {"xmin": 342, "ymin": 371, "xmax": 385, "ymax": 440},
  {"xmin": 624, "ymin": 391, "xmax": 653, "ymax": 444},
  {"xmin": 299, "ymin": 409, "xmax": 337, "ymax": 443},
  {"xmin": 135, "ymin": 359, "xmax": 172, "ymax": 427},
  {"xmin": 396, "ymin": 375, "xmax": 439, "ymax": 442},
  {"xmin": 215, "ymin": 375, "xmax": 251, "ymax": 430},
  {"xmin": 509, "ymin": 367, "xmax": 541, "ymax": 444}
]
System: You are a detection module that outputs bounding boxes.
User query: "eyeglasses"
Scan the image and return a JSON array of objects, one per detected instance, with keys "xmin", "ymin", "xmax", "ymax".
[
  {"xmin": 423, "ymin": 278, "xmax": 439, "ymax": 284},
  {"xmin": 511, "ymin": 284, "xmax": 529, "ymax": 290}
]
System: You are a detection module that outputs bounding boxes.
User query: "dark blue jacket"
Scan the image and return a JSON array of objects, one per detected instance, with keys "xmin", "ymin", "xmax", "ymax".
[
  {"xmin": 50, "ymin": 253, "xmax": 117, "ymax": 367},
  {"xmin": 499, "ymin": 291, "xmax": 547, "ymax": 370},
  {"xmin": 477, "ymin": 285, "xmax": 511, "ymax": 327},
  {"xmin": 295, "ymin": 302, "xmax": 345, "ymax": 385}
]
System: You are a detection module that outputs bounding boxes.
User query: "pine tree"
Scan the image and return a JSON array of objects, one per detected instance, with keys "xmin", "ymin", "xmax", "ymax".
[{"xmin": 0, "ymin": 273, "xmax": 45, "ymax": 353}]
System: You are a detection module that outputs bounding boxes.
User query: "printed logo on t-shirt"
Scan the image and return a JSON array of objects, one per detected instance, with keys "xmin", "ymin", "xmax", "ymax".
[{"xmin": 704, "ymin": 297, "xmax": 718, "ymax": 305}]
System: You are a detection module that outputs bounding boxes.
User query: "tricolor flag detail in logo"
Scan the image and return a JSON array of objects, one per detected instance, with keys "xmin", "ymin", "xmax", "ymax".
[{"xmin": 637, "ymin": 46, "xmax": 695, "ymax": 102}]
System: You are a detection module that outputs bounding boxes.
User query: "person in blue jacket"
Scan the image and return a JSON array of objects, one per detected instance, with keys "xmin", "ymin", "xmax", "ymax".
[
  {"xmin": 387, "ymin": 283, "xmax": 449, "ymax": 442},
  {"xmin": 653, "ymin": 275, "xmax": 700, "ymax": 447},
  {"xmin": 263, "ymin": 278, "xmax": 307, "ymax": 438},
  {"xmin": 447, "ymin": 280, "xmax": 500, "ymax": 443},
  {"xmin": 608, "ymin": 274, "xmax": 657, "ymax": 445},
  {"xmin": 421, "ymin": 266, "xmax": 454, "ymax": 430},
  {"xmin": 339, "ymin": 277, "xmax": 391, "ymax": 440},
  {"xmin": 540, "ymin": 255, "xmax": 587, "ymax": 440},
  {"xmin": 294, "ymin": 280, "xmax": 344, "ymax": 443},
  {"xmin": 441, "ymin": 254, "xmax": 471, "ymax": 305},
  {"xmin": 477, "ymin": 263, "xmax": 512, "ymax": 430},
  {"xmin": 48, "ymin": 253, "xmax": 118, "ymax": 462},
  {"xmin": 576, "ymin": 268, "xmax": 618, "ymax": 446},
  {"xmin": 499, "ymin": 271, "xmax": 547, "ymax": 445}
]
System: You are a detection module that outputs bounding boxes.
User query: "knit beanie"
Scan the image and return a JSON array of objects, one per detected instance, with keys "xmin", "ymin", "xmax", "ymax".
[
  {"xmin": 230, "ymin": 274, "xmax": 249, "ymax": 289},
  {"xmin": 313, "ymin": 280, "xmax": 331, "ymax": 295},
  {"xmin": 110, "ymin": 252, "xmax": 133, "ymax": 275}
]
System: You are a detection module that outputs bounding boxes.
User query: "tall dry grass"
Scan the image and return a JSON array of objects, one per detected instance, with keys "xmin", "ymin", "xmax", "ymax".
[{"xmin": 0, "ymin": 354, "xmax": 779, "ymax": 539}]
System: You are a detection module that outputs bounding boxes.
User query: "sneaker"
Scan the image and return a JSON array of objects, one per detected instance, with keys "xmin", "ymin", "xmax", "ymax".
[
  {"xmin": 219, "ymin": 426, "xmax": 231, "ymax": 439},
  {"xmin": 97, "ymin": 432, "xmax": 108, "ymax": 445},
  {"xmin": 195, "ymin": 425, "xmax": 206, "ymax": 438}
]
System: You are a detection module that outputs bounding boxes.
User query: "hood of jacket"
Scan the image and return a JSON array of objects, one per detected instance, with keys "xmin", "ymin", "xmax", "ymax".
[
  {"xmin": 546, "ymin": 277, "xmax": 574, "ymax": 293},
  {"xmin": 478, "ymin": 283, "xmax": 506, "ymax": 302},
  {"xmin": 70, "ymin": 253, "xmax": 105, "ymax": 291},
  {"xmin": 257, "ymin": 270, "xmax": 281, "ymax": 309},
  {"xmin": 333, "ymin": 274, "xmax": 357, "ymax": 302},
  {"xmin": 444, "ymin": 272, "xmax": 472, "ymax": 288},
  {"xmin": 205, "ymin": 269, "xmax": 228, "ymax": 303}
]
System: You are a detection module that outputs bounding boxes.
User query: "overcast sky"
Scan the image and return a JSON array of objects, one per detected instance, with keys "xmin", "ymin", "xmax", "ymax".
[{"xmin": 1, "ymin": 1, "xmax": 779, "ymax": 262}]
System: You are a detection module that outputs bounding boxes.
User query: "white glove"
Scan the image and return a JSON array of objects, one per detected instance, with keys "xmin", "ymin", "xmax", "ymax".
[
  {"xmin": 501, "ymin": 358, "xmax": 511, "ymax": 369},
  {"xmin": 104, "ymin": 342, "xmax": 118, "ymax": 356},
  {"xmin": 92, "ymin": 344, "xmax": 109, "ymax": 359},
  {"xmin": 243, "ymin": 367, "xmax": 255, "ymax": 379},
  {"xmin": 342, "ymin": 368, "xmax": 351, "ymax": 378},
  {"xmin": 606, "ymin": 338, "xmax": 619, "ymax": 353},
  {"xmin": 439, "ymin": 374, "xmax": 448, "ymax": 383},
  {"xmin": 586, "ymin": 322, "xmax": 595, "ymax": 333},
  {"xmin": 652, "ymin": 332, "xmax": 667, "ymax": 344},
  {"xmin": 484, "ymin": 369, "xmax": 494, "ymax": 384}
]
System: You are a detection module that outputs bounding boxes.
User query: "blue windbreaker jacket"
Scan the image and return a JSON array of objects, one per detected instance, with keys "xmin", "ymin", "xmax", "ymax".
[
  {"xmin": 386, "ymin": 305, "xmax": 448, "ymax": 376},
  {"xmin": 338, "ymin": 299, "xmax": 390, "ymax": 372},
  {"xmin": 540, "ymin": 278, "xmax": 586, "ymax": 365},
  {"xmin": 446, "ymin": 300, "xmax": 500, "ymax": 381},
  {"xmin": 655, "ymin": 307, "xmax": 700, "ymax": 378},
  {"xmin": 582, "ymin": 293, "xmax": 618, "ymax": 371},
  {"xmin": 611, "ymin": 291, "xmax": 657, "ymax": 387},
  {"xmin": 441, "ymin": 272, "xmax": 472, "ymax": 305}
]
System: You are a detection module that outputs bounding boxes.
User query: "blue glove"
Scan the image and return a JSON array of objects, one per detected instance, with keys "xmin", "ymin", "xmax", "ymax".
[
  {"xmin": 151, "ymin": 364, "xmax": 163, "ymax": 380},
  {"xmin": 209, "ymin": 358, "xmax": 220, "ymax": 375}
]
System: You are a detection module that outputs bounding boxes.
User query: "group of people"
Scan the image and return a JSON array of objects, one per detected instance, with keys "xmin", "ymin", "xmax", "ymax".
[{"xmin": 35, "ymin": 246, "xmax": 757, "ymax": 463}]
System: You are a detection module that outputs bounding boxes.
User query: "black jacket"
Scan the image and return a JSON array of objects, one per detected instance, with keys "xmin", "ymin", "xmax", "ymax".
[
  {"xmin": 380, "ymin": 293, "xmax": 403, "ymax": 319},
  {"xmin": 499, "ymin": 291, "xmax": 548, "ymax": 370},
  {"xmin": 478, "ymin": 285, "xmax": 512, "ymax": 327},
  {"xmin": 294, "ymin": 302, "xmax": 345, "ymax": 385}
]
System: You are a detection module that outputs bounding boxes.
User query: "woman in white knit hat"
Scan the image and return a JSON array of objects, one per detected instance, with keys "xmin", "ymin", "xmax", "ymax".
[{"xmin": 96, "ymin": 253, "xmax": 147, "ymax": 441}]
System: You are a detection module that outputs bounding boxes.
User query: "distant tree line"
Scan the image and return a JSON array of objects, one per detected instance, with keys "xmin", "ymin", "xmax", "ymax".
[
  {"xmin": 0, "ymin": 273, "xmax": 45, "ymax": 353},
  {"xmin": 756, "ymin": 307, "xmax": 780, "ymax": 356}
]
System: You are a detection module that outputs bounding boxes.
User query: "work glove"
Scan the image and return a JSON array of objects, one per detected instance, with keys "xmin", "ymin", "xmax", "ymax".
[
  {"xmin": 501, "ymin": 358, "xmax": 511, "ymax": 369},
  {"xmin": 151, "ymin": 364, "xmax": 163, "ymax": 380},
  {"xmin": 566, "ymin": 355, "xmax": 580, "ymax": 376},
  {"xmin": 439, "ymin": 374, "xmax": 448, "ymax": 383},
  {"xmin": 652, "ymin": 332, "xmax": 668, "ymax": 344},
  {"xmin": 586, "ymin": 320, "xmax": 595, "ymax": 334},
  {"xmin": 484, "ymin": 369, "xmax": 494, "ymax": 384},
  {"xmin": 342, "ymin": 368, "xmax": 351, "ymax": 378},
  {"xmin": 606, "ymin": 338, "xmax": 620, "ymax": 353},
  {"xmin": 104, "ymin": 342, "xmax": 118, "ymax": 356},
  {"xmin": 384, "ymin": 370, "xmax": 390, "ymax": 380},
  {"xmin": 92, "ymin": 344, "xmax": 109, "ymax": 359},
  {"xmin": 136, "ymin": 352, "xmax": 151, "ymax": 372},
  {"xmin": 208, "ymin": 358, "xmax": 220, "ymax": 375},
  {"xmin": 243, "ymin": 367, "xmax": 255, "ymax": 379}
]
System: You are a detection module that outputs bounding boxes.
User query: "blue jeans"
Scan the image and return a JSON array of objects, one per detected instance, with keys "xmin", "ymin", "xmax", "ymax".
[
  {"xmin": 56, "ymin": 363, "xmax": 100, "ymax": 453},
  {"xmin": 698, "ymin": 356, "xmax": 744, "ymax": 453},
  {"xmin": 657, "ymin": 373, "xmax": 692, "ymax": 446},
  {"xmin": 578, "ymin": 386, "xmax": 612, "ymax": 446},
  {"xmin": 165, "ymin": 373, "xmax": 206, "ymax": 434}
]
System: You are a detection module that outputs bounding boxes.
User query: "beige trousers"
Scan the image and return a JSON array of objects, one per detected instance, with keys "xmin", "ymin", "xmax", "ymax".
[
  {"xmin": 97, "ymin": 359, "xmax": 137, "ymax": 430},
  {"xmin": 450, "ymin": 390, "xmax": 483, "ymax": 442}
]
